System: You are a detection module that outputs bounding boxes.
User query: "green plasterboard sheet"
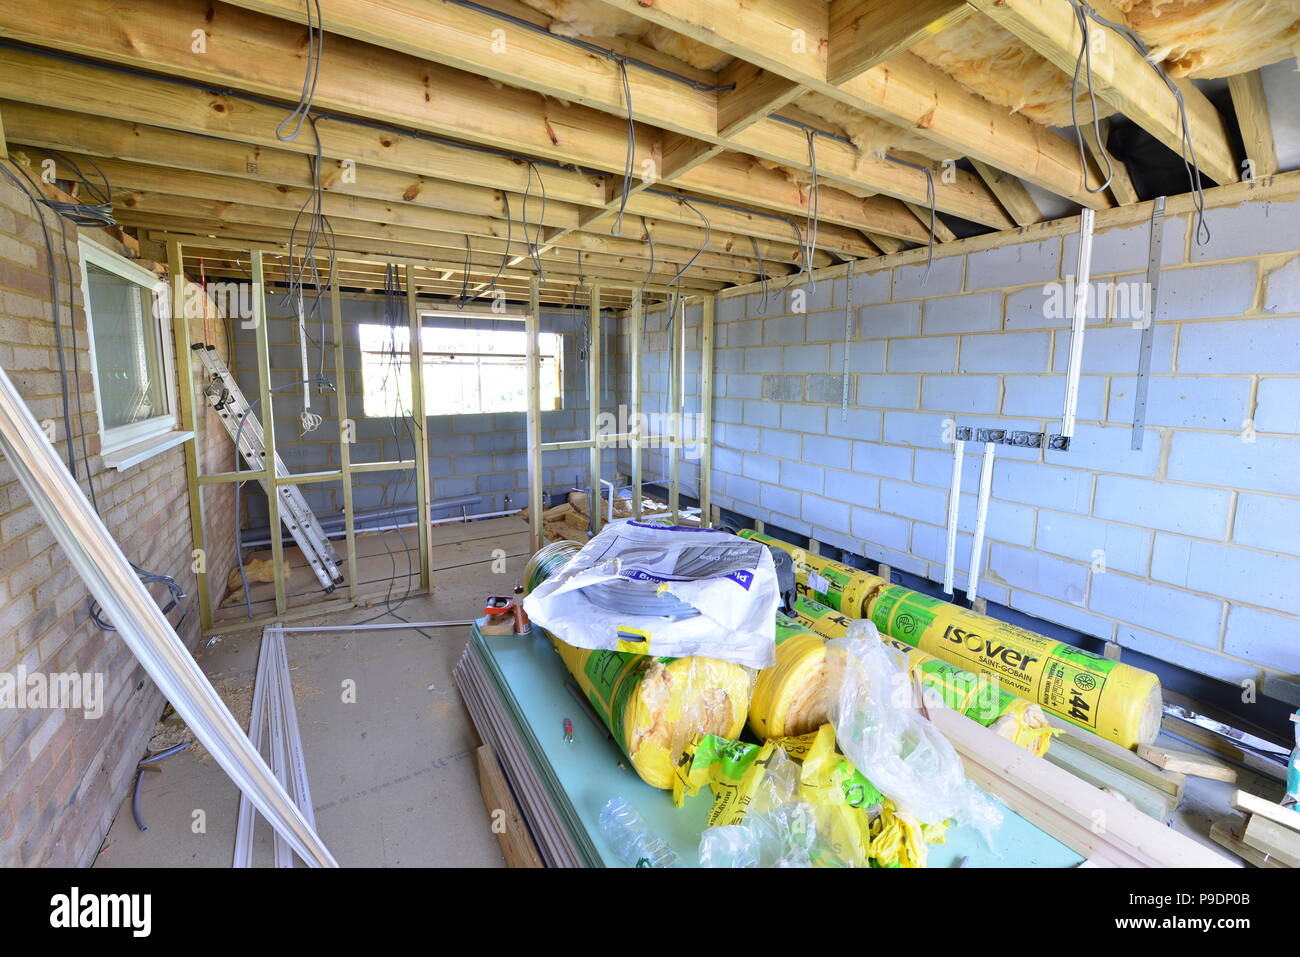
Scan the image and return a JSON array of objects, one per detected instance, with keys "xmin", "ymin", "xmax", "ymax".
[{"xmin": 477, "ymin": 631, "xmax": 1084, "ymax": 868}]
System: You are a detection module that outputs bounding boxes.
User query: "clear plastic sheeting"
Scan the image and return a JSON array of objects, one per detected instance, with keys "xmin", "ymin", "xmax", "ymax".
[
  {"xmin": 698, "ymin": 747, "xmax": 869, "ymax": 868},
  {"xmin": 827, "ymin": 622, "xmax": 1003, "ymax": 847}
]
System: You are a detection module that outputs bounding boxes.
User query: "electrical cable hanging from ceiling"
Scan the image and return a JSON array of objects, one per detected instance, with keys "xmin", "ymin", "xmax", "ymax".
[
  {"xmin": 1063, "ymin": 0, "xmax": 1210, "ymax": 244},
  {"xmin": 802, "ymin": 128, "xmax": 821, "ymax": 290},
  {"xmin": 884, "ymin": 154, "xmax": 938, "ymax": 277},
  {"xmin": 666, "ymin": 197, "xmax": 711, "ymax": 328},
  {"xmin": 457, "ymin": 233, "xmax": 473, "ymax": 308},
  {"xmin": 749, "ymin": 235, "xmax": 771, "ymax": 314},
  {"xmin": 522, "ymin": 160, "xmax": 548, "ymax": 280},
  {"xmin": 281, "ymin": 114, "xmax": 336, "ymax": 434},
  {"xmin": 640, "ymin": 214, "xmax": 656, "ymax": 288},
  {"xmin": 484, "ymin": 191, "xmax": 514, "ymax": 301},
  {"xmin": 1068, "ymin": 4, "xmax": 1116, "ymax": 196},
  {"xmin": 274, "ymin": 0, "xmax": 324, "ymax": 143},
  {"xmin": 612, "ymin": 58, "xmax": 636, "ymax": 236}
]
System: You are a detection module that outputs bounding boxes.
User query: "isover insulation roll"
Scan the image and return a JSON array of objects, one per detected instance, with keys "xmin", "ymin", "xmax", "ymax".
[
  {"xmin": 523, "ymin": 540, "xmax": 751, "ymax": 790},
  {"xmin": 740, "ymin": 530, "xmax": 1162, "ymax": 749},
  {"xmin": 748, "ymin": 613, "xmax": 833, "ymax": 740},
  {"xmin": 789, "ymin": 596, "xmax": 1056, "ymax": 755},
  {"xmin": 549, "ymin": 637, "xmax": 751, "ymax": 789},
  {"xmin": 739, "ymin": 529, "xmax": 882, "ymax": 616}
]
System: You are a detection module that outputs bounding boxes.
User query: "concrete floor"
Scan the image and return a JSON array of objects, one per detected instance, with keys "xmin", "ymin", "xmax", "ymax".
[
  {"xmin": 90, "ymin": 512, "xmax": 1288, "ymax": 868},
  {"xmin": 95, "ymin": 515, "xmax": 532, "ymax": 868}
]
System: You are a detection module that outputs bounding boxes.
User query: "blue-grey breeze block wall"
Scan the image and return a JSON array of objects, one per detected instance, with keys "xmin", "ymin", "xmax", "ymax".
[
  {"xmin": 667, "ymin": 197, "xmax": 1300, "ymax": 687},
  {"xmin": 231, "ymin": 298, "xmax": 619, "ymax": 529}
]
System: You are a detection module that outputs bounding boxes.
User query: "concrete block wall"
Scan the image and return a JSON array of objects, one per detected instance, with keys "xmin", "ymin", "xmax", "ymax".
[
  {"xmin": 0, "ymin": 173, "xmax": 237, "ymax": 865},
  {"xmin": 696, "ymin": 196, "xmax": 1300, "ymax": 688},
  {"xmin": 231, "ymin": 298, "xmax": 624, "ymax": 534}
]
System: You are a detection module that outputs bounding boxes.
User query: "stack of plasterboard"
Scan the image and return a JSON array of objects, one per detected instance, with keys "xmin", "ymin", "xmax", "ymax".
[{"xmin": 453, "ymin": 628, "xmax": 593, "ymax": 867}]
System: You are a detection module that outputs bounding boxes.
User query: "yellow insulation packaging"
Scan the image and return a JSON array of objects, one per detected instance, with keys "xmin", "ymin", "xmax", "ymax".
[
  {"xmin": 525, "ymin": 539, "xmax": 752, "ymax": 790},
  {"xmin": 549, "ymin": 637, "xmax": 751, "ymax": 790},
  {"xmin": 740, "ymin": 530, "xmax": 1161, "ymax": 749},
  {"xmin": 789, "ymin": 597, "xmax": 1056, "ymax": 755}
]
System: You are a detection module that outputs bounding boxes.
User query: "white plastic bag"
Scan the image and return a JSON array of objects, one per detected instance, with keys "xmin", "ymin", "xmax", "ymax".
[
  {"xmin": 523, "ymin": 522, "xmax": 778, "ymax": 668},
  {"xmin": 827, "ymin": 621, "xmax": 1002, "ymax": 845}
]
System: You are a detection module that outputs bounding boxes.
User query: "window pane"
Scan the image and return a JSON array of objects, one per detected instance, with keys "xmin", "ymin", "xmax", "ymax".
[
  {"xmin": 359, "ymin": 323, "xmax": 563, "ymax": 416},
  {"xmin": 87, "ymin": 263, "xmax": 168, "ymax": 430}
]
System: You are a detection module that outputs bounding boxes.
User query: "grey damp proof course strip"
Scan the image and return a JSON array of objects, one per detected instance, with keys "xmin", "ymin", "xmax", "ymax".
[{"xmin": 0, "ymin": 361, "xmax": 338, "ymax": 868}]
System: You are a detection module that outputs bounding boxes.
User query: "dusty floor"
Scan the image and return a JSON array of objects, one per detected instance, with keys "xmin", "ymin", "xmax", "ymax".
[{"xmin": 95, "ymin": 515, "xmax": 531, "ymax": 868}]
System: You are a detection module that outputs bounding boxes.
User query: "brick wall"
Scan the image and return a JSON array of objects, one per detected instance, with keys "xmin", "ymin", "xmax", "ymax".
[
  {"xmin": 230, "ymin": 297, "xmax": 622, "ymax": 537},
  {"xmin": 692, "ymin": 195, "xmax": 1299, "ymax": 689},
  {"xmin": 0, "ymin": 173, "xmax": 235, "ymax": 865}
]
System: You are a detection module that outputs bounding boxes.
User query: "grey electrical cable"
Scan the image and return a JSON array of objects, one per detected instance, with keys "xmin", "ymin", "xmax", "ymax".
[
  {"xmin": 613, "ymin": 58, "xmax": 636, "ymax": 236},
  {"xmin": 1063, "ymin": 0, "xmax": 1210, "ymax": 244},
  {"xmin": 803, "ymin": 129, "xmax": 820, "ymax": 289},
  {"xmin": 274, "ymin": 0, "xmax": 324, "ymax": 143}
]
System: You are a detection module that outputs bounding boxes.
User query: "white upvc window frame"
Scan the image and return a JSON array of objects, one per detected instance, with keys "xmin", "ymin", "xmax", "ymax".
[{"xmin": 79, "ymin": 237, "xmax": 183, "ymax": 463}]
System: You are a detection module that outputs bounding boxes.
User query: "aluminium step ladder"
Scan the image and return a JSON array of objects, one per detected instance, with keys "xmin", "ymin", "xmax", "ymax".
[{"xmin": 191, "ymin": 344, "xmax": 344, "ymax": 593}]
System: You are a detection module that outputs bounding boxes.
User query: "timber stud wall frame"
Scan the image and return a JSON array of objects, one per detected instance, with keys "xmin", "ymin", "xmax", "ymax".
[
  {"xmin": 170, "ymin": 239, "xmax": 432, "ymax": 635},
  {"xmin": 526, "ymin": 280, "xmax": 717, "ymax": 553}
]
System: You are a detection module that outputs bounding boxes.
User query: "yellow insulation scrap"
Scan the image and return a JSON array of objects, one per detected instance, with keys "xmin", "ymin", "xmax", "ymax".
[
  {"xmin": 794, "ymin": 92, "xmax": 959, "ymax": 163},
  {"xmin": 1116, "ymin": 0, "xmax": 1300, "ymax": 78},
  {"xmin": 514, "ymin": 0, "xmax": 731, "ymax": 71},
  {"xmin": 912, "ymin": 15, "xmax": 1112, "ymax": 128},
  {"xmin": 550, "ymin": 634, "xmax": 751, "ymax": 789},
  {"xmin": 679, "ymin": 725, "xmax": 937, "ymax": 867}
]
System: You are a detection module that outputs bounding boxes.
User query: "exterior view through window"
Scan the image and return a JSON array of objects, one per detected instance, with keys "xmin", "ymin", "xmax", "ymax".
[{"xmin": 359, "ymin": 322, "xmax": 563, "ymax": 417}]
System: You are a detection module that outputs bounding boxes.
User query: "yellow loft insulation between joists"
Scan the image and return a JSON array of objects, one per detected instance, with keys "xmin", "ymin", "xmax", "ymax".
[
  {"xmin": 515, "ymin": 0, "xmax": 731, "ymax": 69},
  {"xmin": 915, "ymin": 1, "xmax": 1300, "ymax": 128},
  {"xmin": 514, "ymin": 0, "xmax": 1300, "ymax": 200}
]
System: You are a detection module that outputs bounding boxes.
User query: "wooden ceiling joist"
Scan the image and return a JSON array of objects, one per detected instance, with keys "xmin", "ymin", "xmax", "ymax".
[
  {"xmin": 1227, "ymin": 70, "xmax": 1278, "ymax": 179},
  {"xmin": 589, "ymin": 0, "xmax": 1111, "ymax": 208},
  {"xmin": 966, "ymin": 0, "xmax": 1239, "ymax": 187},
  {"xmin": 826, "ymin": 0, "xmax": 971, "ymax": 86},
  {"xmin": 0, "ymin": 0, "xmax": 985, "ymax": 247}
]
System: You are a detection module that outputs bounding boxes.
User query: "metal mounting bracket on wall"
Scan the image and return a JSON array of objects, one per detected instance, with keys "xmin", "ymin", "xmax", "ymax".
[
  {"xmin": 1131, "ymin": 197, "xmax": 1167, "ymax": 451},
  {"xmin": 840, "ymin": 260, "xmax": 854, "ymax": 422}
]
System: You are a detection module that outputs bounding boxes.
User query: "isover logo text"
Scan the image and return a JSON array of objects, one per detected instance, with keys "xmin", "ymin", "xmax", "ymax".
[{"xmin": 942, "ymin": 624, "xmax": 1039, "ymax": 671}]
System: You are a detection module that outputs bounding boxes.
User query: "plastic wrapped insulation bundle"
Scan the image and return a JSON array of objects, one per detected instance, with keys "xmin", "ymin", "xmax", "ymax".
[
  {"xmin": 738, "ymin": 530, "xmax": 1162, "ymax": 750},
  {"xmin": 522, "ymin": 539, "xmax": 752, "ymax": 790},
  {"xmin": 788, "ymin": 597, "xmax": 1057, "ymax": 756}
]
